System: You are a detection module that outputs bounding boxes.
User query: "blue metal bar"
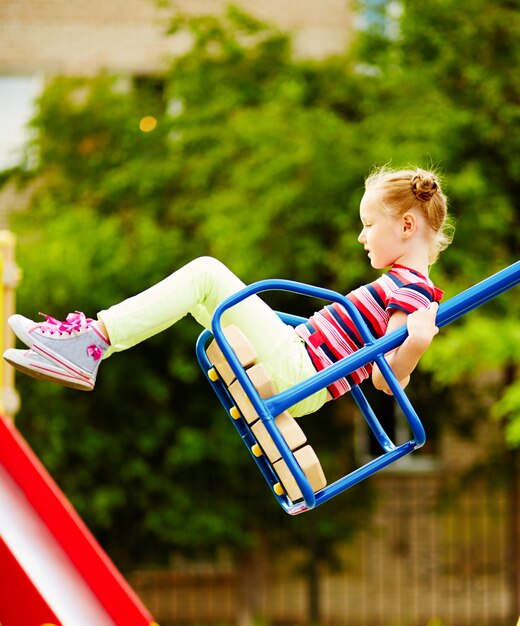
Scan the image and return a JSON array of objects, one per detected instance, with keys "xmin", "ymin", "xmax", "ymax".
[
  {"xmin": 236, "ymin": 261, "xmax": 520, "ymax": 417},
  {"xmin": 350, "ymin": 385, "xmax": 396, "ymax": 452},
  {"xmin": 278, "ymin": 312, "xmax": 408, "ymax": 453},
  {"xmin": 206, "ymin": 344, "xmax": 317, "ymax": 506},
  {"xmin": 202, "ymin": 261, "xmax": 519, "ymax": 513},
  {"xmin": 196, "ymin": 329, "xmax": 317, "ymax": 510},
  {"xmin": 373, "ymin": 354, "xmax": 426, "ymax": 447},
  {"xmin": 435, "ymin": 260, "xmax": 520, "ymax": 328},
  {"xmin": 312, "ymin": 440, "xmax": 417, "ymax": 508}
]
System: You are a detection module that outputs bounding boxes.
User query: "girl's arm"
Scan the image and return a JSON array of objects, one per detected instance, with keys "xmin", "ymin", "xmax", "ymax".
[{"xmin": 371, "ymin": 302, "xmax": 439, "ymax": 395}]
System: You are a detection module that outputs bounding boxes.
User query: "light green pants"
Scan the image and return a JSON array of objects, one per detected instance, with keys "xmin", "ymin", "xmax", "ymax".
[{"xmin": 98, "ymin": 256, "xmax": 328, "ymax": 417}]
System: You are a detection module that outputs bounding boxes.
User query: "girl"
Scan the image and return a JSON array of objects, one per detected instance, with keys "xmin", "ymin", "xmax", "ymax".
[{"xmin": 4, "ymin": 167, "xmax": 453, "ymax": 417}]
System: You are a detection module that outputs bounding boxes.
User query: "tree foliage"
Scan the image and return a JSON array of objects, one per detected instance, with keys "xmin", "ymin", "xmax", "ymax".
[
  {"xmin": 7, "ymin": 8, "xmax": 378, "ymax": 571},
  {"xmin": 392, "ymin": 0, "xmax": 520, "ymax": 450},
  {"xmin": 3, "ymin": 0, "xmax": 519, "ymax": 585}
]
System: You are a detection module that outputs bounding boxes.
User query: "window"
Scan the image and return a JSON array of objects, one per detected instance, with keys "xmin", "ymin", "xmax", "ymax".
[
  {"xmin": 355, "ymin": 0, "xmax": 403, "ymax": 39},
  {"xmin": 0, "ymin": 75, "xmax": 42, "ymax": 170}
]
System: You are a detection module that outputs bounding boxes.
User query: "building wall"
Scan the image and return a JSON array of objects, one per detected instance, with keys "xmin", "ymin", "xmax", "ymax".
[
  {"xmin": 128, "ymin": 421, "xmax": 514, "ymax": 626},
  {"xmin": 0, "ymin": 0, "xmax": 353, "ymax": 76},
  {"xmin": 0, "ymin": 0, "xmax": 352, "ymax": 222},
  {"xmin": 129, "ymin": 475, "xmax": 512, "ymax": 626}
]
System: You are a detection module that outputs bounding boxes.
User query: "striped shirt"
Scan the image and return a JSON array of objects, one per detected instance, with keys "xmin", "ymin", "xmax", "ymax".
[{"xmin": 295, "ymin": 264, "xmax": 443, "ymax": 399}]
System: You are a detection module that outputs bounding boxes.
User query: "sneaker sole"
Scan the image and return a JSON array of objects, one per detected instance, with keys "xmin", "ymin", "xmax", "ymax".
[
  {"xmin": 4, "ymin": 350, "xmax": 94, "ymax": 391},
  {"xmin": 8, "ymin": 315, "xmax": 95, "ymax": 380}
]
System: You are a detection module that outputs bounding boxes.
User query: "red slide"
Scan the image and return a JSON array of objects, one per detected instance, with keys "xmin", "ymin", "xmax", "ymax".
[{"xmin": 0, "ymin": 413, "xmax": 158, "ymax": 626}]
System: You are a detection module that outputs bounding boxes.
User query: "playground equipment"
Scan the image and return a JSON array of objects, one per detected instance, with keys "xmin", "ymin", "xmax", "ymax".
[
  {"xmin": 0, "ymin": 231, "xmax": 21, "ymax": 417},
  {"xmin": 0, "ymin": 414, "xmax": 159, "ymax": 626},
  {"xmin": 197, "ymin": 261, "xmax": 520, "ymax": 515},
  {"xmin": 0, "ymin": 234, "xmax": 158, "ymax": 626}
]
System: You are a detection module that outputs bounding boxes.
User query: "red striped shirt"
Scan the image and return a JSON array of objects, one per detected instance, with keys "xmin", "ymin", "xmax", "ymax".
[{"xmin": 295, "ymin": 264, "xmax": 443, "ymax": 399}]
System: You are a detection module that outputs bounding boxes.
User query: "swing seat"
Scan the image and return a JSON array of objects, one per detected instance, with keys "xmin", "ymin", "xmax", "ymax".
[
  {"xmin": 205, "ymin": 326, "xmax": 327, "ymax": 501},
  {"xmin": 196, "ymin": 280, "xmax": 426, "ymax": 515},
  {"xmin": 195, "ymin": 277, "xmax": 429, "ymax": 515},
  {"xmin": 196, "ymin": 264, "xmax": 520, "ymax": 514}
]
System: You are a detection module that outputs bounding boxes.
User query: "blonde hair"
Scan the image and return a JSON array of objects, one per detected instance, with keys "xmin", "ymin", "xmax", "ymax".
[{"xmin": 365, "ymin": 166, "xmax": 454, "ymax": 264}]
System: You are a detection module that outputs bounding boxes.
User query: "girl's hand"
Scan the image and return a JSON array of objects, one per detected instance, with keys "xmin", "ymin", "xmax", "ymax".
[
  {"xmin": 406, "ymin": 302, "xmax": 439, "ymax": 349},
  {"xmin": 372, "ymin": 302, "xmax": 440, "ymax": 394}
]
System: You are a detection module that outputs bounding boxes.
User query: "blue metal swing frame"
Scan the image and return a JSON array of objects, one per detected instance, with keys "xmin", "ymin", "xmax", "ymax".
[{"xmin": 196, "ymin": 261, "xmax": 520, "ymax": 515}]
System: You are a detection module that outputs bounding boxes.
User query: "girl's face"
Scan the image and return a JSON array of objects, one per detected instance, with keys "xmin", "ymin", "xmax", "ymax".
[{"xmin": 358, "ymin": 189, "xmax": 407, "ymax": 269}]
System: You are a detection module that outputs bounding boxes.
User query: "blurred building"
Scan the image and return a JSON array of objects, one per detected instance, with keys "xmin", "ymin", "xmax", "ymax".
[
  {"xmin": 0, "ymin": 0, "xmax": 353, "ymax": 207},
  {"xmin": 0, "ymin": 0, "xmax": 353, "ymax": 76}
]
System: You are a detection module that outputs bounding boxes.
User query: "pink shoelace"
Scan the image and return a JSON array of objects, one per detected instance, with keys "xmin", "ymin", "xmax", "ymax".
[{"xmin": 37, "ymin": 311, "xmax": 95, "ymax": 336}]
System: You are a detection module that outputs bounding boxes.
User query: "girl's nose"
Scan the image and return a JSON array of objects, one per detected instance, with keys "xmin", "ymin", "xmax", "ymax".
[{"xmin": 358, "ymin": 228, "xmax": 365, "ymax": 243}]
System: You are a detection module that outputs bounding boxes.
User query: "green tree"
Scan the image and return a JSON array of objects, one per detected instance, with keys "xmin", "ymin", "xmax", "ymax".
[
  {"xmin": 6, "ymin": 9, "xmax": 378, "ymax": 621},
  {"xmin": 353, "ymin": 0, "xmax": 519, "ymax": 448},
  {"xmin": 5, "ymin": 1, "xmax": 519, "ymax": 621},
  {"xmin": 354, "ymin": 0, "xmax": 520, "ymax": 616}
]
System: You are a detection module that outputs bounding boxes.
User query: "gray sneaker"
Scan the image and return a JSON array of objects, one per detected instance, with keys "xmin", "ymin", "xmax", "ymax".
[
  {"xmin": 3, "ymin": 348, "xmax": 94, "ymax": 390},
  {"xmin": 8, "ymin": 312, "xmax": 110, "ymax": 387}
]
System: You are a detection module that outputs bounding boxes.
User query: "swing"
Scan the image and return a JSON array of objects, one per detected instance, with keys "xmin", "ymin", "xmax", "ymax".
[{"xmin": 196, "ymin": 261, "xmax": 520, "ymax": 515}]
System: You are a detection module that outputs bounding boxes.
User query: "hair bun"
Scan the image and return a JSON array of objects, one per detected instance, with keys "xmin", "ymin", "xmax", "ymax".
[{"xmin": 411, "ymin": 170, "xmax": 438, "ymax": 202}]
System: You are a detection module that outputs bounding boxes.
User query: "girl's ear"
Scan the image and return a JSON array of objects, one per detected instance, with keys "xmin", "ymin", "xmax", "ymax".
[{"xmin": 402, "ymin": 212, "xmax": 417, "ymax": 239}]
